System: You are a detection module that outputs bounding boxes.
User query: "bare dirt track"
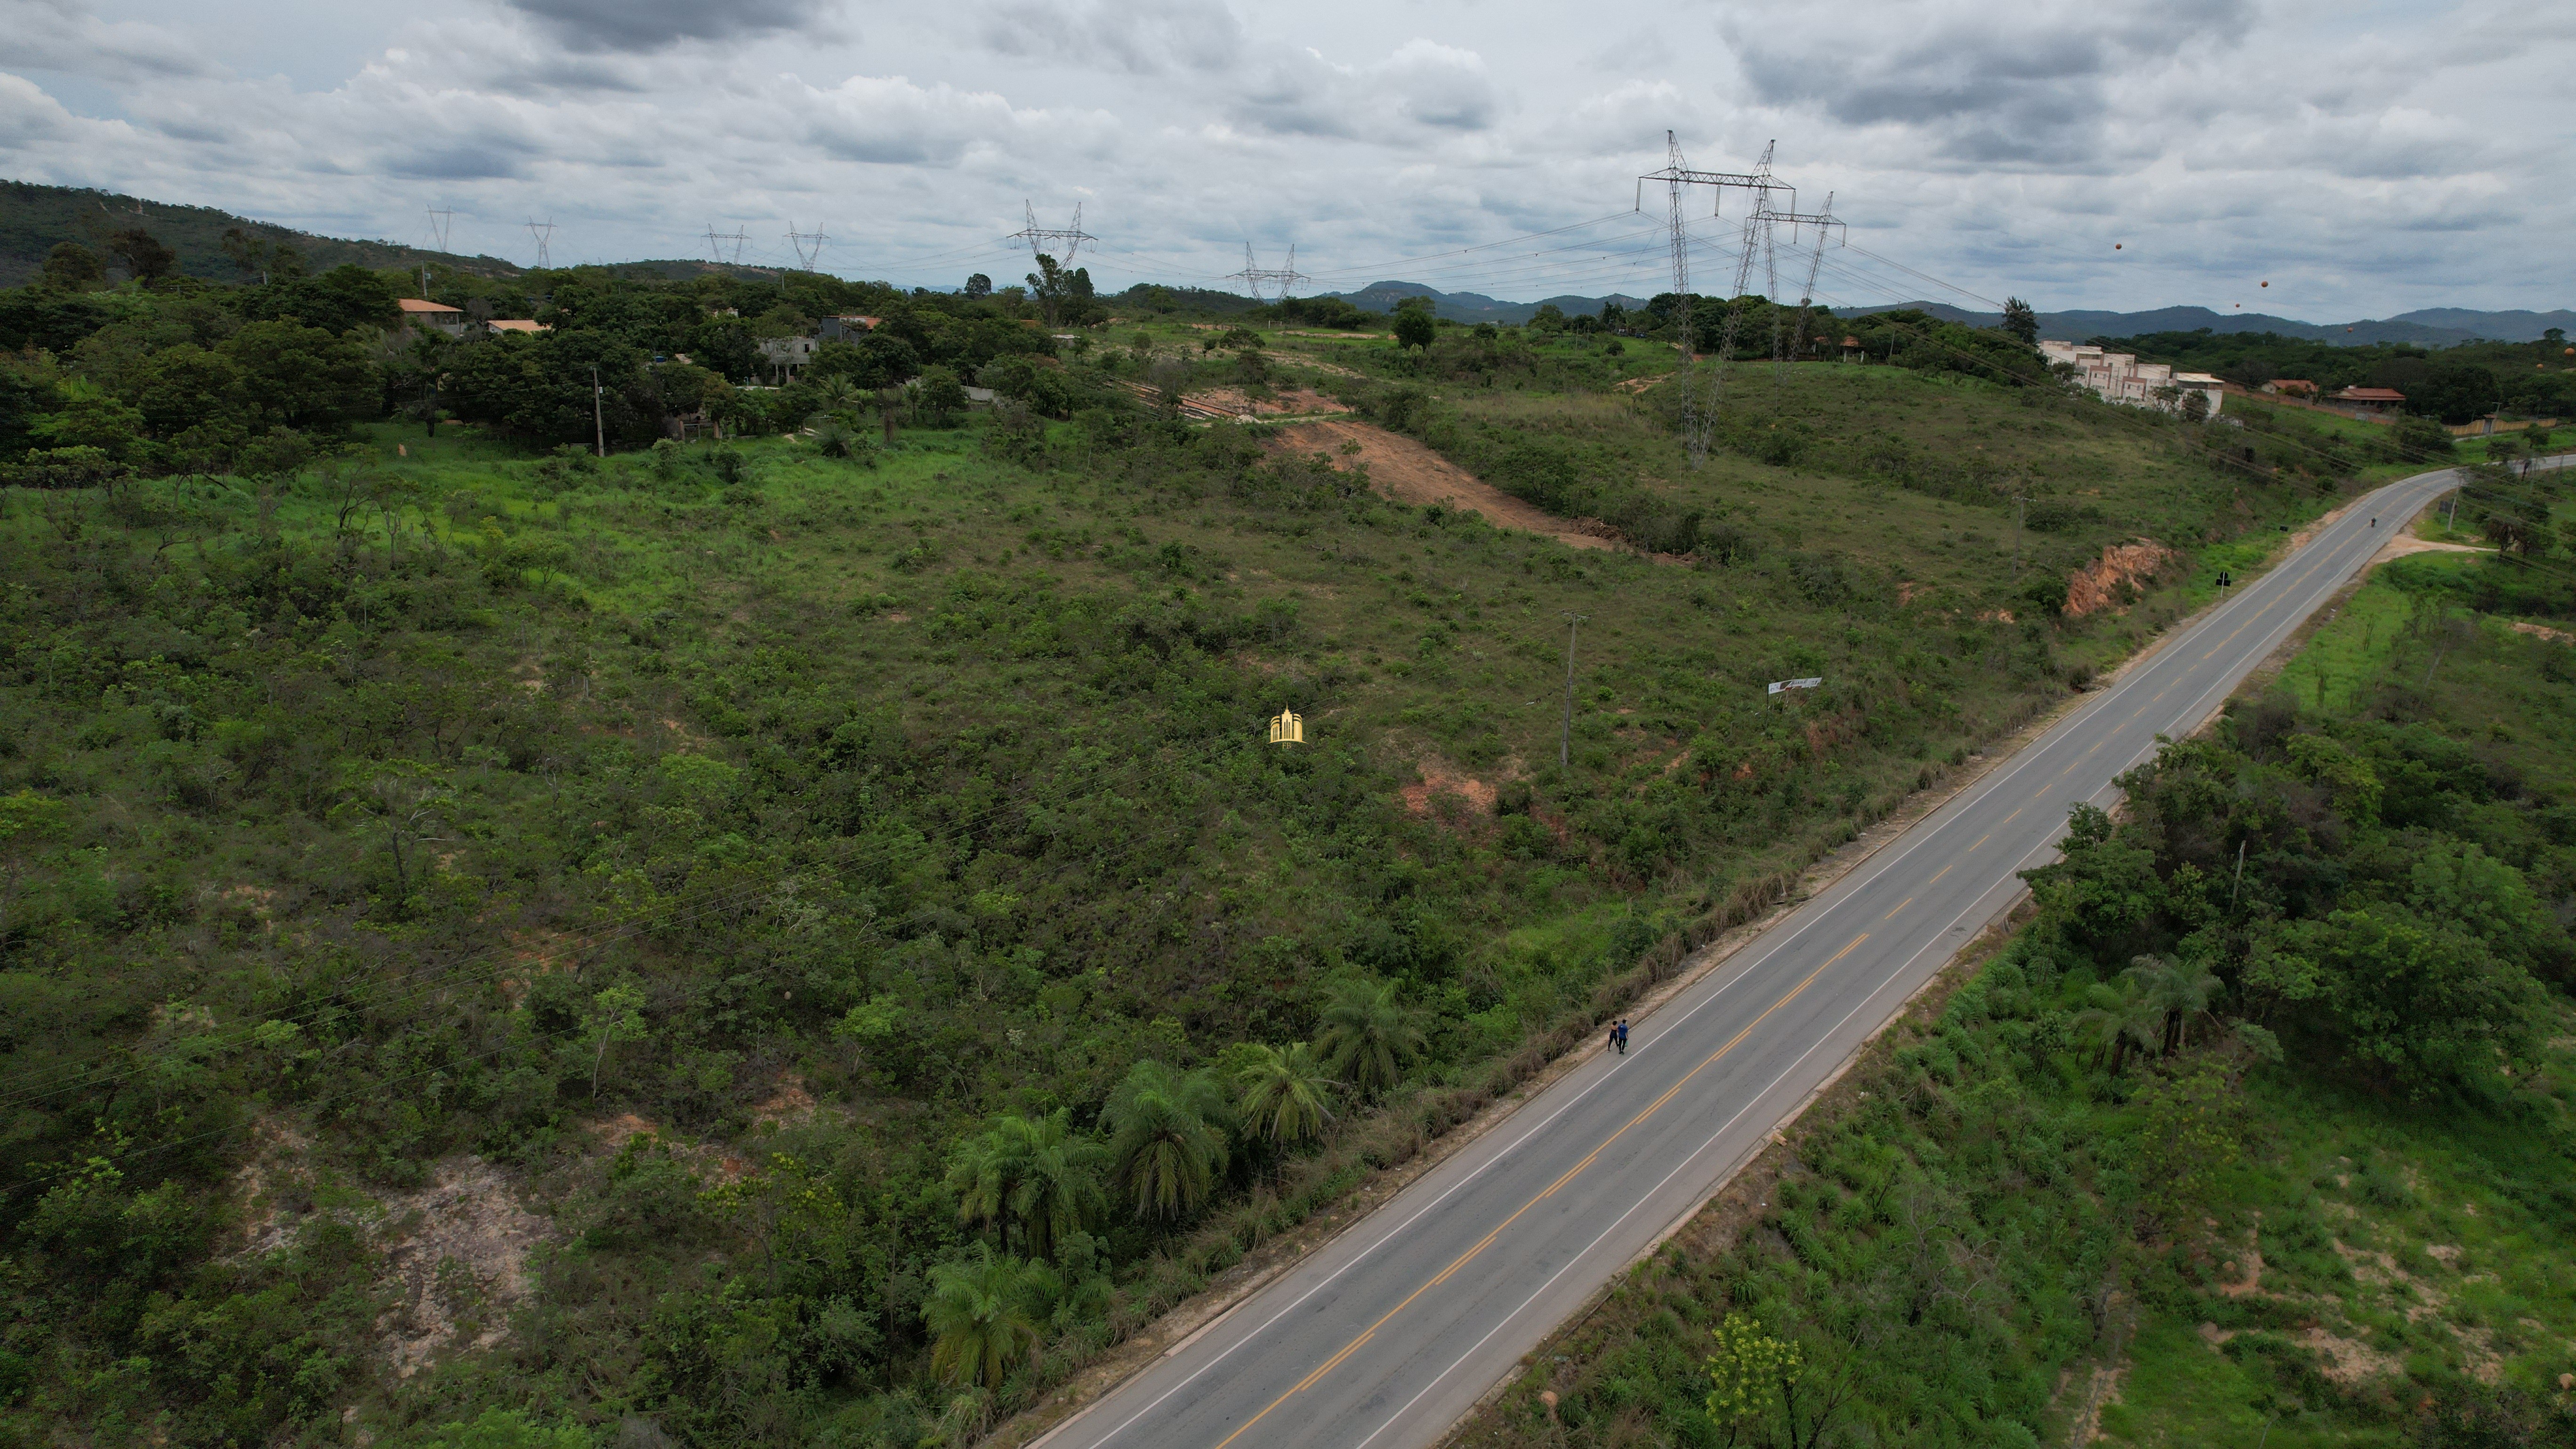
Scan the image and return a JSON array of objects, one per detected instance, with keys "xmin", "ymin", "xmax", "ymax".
[{"xmin": 1266, "ymin": 420, "xmax": 1617, "ymax": 552}]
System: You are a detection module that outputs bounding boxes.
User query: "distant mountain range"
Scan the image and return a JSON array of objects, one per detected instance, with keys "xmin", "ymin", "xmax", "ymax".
[
  {"xmin": 1852, "ymin": 301, "xmax": 2576, "ymax": 347},
  {"xmin": 6, "ymin": 180, "xmax": 2565, "ymax": 347},
  {"xmin": 1316, "ymin": 283, "xmax": 2574, "ymax": 346},
  {"xmin": 1324, "ymin": 281, "xmax": 1657, "ymax": 327}
]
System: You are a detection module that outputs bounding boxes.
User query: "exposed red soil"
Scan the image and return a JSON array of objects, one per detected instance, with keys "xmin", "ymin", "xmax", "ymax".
[{"xmin": 1265, "ymin": 420, "xmax": 1618, "ymax": 552}]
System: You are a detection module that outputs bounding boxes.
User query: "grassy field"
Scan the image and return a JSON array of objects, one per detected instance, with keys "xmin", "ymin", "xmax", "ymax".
[{"xmin": 0, "ymin": 335, "xmax": 2420, "ymax": 1447}]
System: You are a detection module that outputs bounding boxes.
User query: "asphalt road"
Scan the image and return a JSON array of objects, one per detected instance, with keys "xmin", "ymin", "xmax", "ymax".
[{"xmin": 1041, "ymin": 461, "xmax": 2549, "ymax": 1449}]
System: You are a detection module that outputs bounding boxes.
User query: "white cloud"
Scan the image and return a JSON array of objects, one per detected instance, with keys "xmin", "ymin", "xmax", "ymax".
[{"xmin": 0, "ymin": 0, "xmax": 2563, "ymax": 315}]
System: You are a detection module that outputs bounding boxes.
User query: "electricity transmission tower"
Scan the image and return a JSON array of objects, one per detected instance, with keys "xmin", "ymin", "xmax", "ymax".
[
  {"xmin": 1011, "ymin": 202, "xmax": 1095, "ymax": 264},
  {"xmin": 524, "ymin": 218, "xmax": 555, "ymax": 269},
  {"xmin": 1636, "ymin": 134, "xmax": 1788, "ymax": 467},
  {"xmin": 702, "ymin": 223, "xmax": 748, "ymax": 268},
  {"xmin": 419, "ymin": 207, "xmax": 456, "ymax": 298},
  {"xmin": 1767, "ymin": 193, "xmax": 1844, "ymax": 382},
  {"xmin": 784, "ymin": 224, "xmax": 830, "ymax": 277},
  {"xmin": 1227, "ymin": 244, "xmax": 1310, "ymax": 303}
]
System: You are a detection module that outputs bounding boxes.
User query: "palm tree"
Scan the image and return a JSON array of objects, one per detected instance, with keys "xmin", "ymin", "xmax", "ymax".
[
  {"xmin": 1234, "ymin": 1042, "xmax": 1336, "ymax": 1146},
  {"xmin": 944, "ymin": 1122, "xmax": 1022, "ymax": 1252},
  {"xmin": 1103, "ymin": 1059, "xmax": 1229, "ymax": 1221},
  {"xmin": 811, "ymin": 375, "xmax": 863, "ymax": 419},
  {"xmin": 2071, "ymin": 977, "xmax": 2165, "ymax": 1076},
  {"xmin": 1005, "ymin": 1111, "xmax": 1107, "ymax": 1264},
  {"xmin": 1314, "ymin": 978, "xmax": 1424, "ymax": 1098},
  {"xmin": 2122, "ymin": 953, "xmax": 2221, "ymax": 1056},
  {"xmin": 924, "ymin": 1246, "xmax": 1044, "ymax": 1389},
  {"xmin": 944, "ymin": 1111, "xmax": 1106, "ymax": 1262}
]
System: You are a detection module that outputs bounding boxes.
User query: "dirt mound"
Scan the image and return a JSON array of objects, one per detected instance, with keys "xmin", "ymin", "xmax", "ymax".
[
  {"xmin": 1265, "ymin": 420, "xmax": 1616, "ymax": 552},
  {"xmin": 2063, "ymin": 540, "xmax": 2180, "ymax": 618},
  {"xmin": 377, "ymin": 1157, "xmax": 554, "ymax": 1377},
  {"xmin": 1400, "ymin": 762, "xmax": 1499, "ymax": 818}
]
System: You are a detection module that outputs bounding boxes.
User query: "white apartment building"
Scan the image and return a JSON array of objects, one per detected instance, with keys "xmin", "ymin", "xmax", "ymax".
[{"xmin": 2039, "ymin": 340, "xmax": 2225, "ymax": 417}]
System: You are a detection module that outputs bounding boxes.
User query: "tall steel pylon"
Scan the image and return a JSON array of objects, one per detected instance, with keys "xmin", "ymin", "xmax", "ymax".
[
  {"xmin": 1227, "ymin": 244, "xmax": 1310, "ymax": 303},
  {"xmin": 784, "ymin": 225, "xmax": 829, "ymax": 271},
  {"xmin": 1011, "ymin": 202, "xmax": 1096, "ymax": 264},
  {"xmin": 523, "ymin": 217, "xmax": 555, "ymax": 269},
  {"xmin": 1636, "ymin": 134, "xmax": 1788, "ymax": 467},
  {"xmin": 1773, "ymin": 193, "xmax": 1845, "ymax": 383},
  {"xmin": 703, "ymin": 223, "xmax": 748, "ymax": 268}
]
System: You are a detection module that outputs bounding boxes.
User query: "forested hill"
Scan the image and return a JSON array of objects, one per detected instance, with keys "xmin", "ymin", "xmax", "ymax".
[{"xmin": 0, "ymin": 179, "xmax": 518, "ymax": 288}]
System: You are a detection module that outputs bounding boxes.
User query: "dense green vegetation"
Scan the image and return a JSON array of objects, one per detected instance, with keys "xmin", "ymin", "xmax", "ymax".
[
  {"xmin": 1454, "ymin": 476, "xmax": 2576, "ymax": 1449},
  {"xmin": 0, "ymin": 218, "xmax": 2470, "ymax": 1446}
]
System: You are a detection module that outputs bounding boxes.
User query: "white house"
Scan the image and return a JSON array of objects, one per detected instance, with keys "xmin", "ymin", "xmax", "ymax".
[{"xmin": 2040, "ymin": 340, "xmax": 2224, "ymax": 417}]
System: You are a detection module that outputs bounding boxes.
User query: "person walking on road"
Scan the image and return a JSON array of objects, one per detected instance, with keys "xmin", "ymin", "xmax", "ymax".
[{"xmin": 1607, "ymin": 1018, "xmax": 1629, "ymax": 1055}]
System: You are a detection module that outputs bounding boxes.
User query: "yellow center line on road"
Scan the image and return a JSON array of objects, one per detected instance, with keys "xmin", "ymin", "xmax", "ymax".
[
  {"xmin": 2002, "ymin": 807, "xmax": 2022, "ymax": 824},
  {"xmin": 1969, "ymin": 834, "xmax": 1989, "ymax": 851},
  {"xmin": 1927, "ymin": 862, "xmax": 1955, "ymax": 885},
  {"xmin": 1882, "ymin": 897, "xmax": 1913, "ymax": 920},
  {"xmin": 1203, "ymin": 935, "xmax": 1870, "ymax": 1449}
]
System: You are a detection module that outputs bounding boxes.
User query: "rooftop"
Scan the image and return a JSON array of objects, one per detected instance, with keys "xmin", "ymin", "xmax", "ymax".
[{"xmin": 397, "ymin": 298, "xmax": 463, "ymax": 315}]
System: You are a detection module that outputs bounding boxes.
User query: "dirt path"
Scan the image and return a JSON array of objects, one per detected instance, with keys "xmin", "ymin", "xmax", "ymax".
[
  {"xmin": 1267, "ymin": 419, "xmax": 1618, "ymax": 552},
  {"xmin": 2370, "ymin": 532, "xmax": 2488, "ymax": 565}
]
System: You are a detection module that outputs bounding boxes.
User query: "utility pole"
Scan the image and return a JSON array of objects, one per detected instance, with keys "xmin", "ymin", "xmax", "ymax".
[
  {"xmin": 1559, "ymin": 612, "xmax": 1588, "ymax": 769},
  {"xmin": 591, "ymin": 366, "xmax": 605, "ymax": 459},
  {"xmin": 524, "ymin": 218, "xmax": 555, "ymax": 269}
]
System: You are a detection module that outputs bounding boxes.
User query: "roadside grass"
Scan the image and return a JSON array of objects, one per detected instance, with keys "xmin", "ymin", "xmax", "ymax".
[{"xmin": 2275, "ymin": 555, "xmax": 2475, "ymax": 715}]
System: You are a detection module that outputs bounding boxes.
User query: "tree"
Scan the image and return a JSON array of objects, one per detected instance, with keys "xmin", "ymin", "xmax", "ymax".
[
  {"xmin": 221, "ymin": 321, "xmax": 380, "ymax": 429},
  {"xmin": 1393, "ymin": 304, "xmax": 1437, "ymax": 352},
  {"xmin": 582, "ymin": 982, "xmax": 650, "ymax": 1096},
  {"xmin": 1233, "ymin": 1042, "xmax": 1335, "ymax": 1146},
  {"xmin": 2070, "ymin": 975, "xmax": 2165, "ymax": 1076},
  {"xmin": 105, "ymin": 228, "xmax": 177, "ymax": 282},
  {"xmin": 219, "ymin": 227, "xmax": 278, "ymax": 284},
  {"xmin": 1705, "ymin": 1312, "xmax": 1800, "ymax": 1446},
  {"xmin": 1313, "ymin": 978, "xmax": 1423, "ymax": 1097},
  {"xmin": 946, "ymin": 1111, "xmax": 1105, "ymax": 1262},
  {"xmin": 2000, "ymin": 297, "xmax": 2039, "ymax": 346},
  {"xmin": 924, "ymin": 1246, "xmax": 1046, "ymax": 1388},
  {"xmin": 2119, "ymin": 952, "xmax": 2219, "ymax": 1056},
  {"xmin": 964, "ymin": 273, "xmax": 993, "ymax": 300},
  {"xmin": 1026, "ymin": 254, "xmax": 1071, "ymax": 328},
  {"xmin": 40, "ymin": 242, "xmax": 105, "ymax": 292},
  {"xmin": 1103, "ymin": 1059, "xmax": 1229, "ymax": 1220},
  {"xmin": 2245, "ymin": 903, "xmax": 2546, "ymax": 1094},
  {"xmin": 916, "ymin": 366, "xmax": 968, "ymax": 427},
  {"xmin": 331, "ymin": 758, "xmax": 449, "ymax": 899}
]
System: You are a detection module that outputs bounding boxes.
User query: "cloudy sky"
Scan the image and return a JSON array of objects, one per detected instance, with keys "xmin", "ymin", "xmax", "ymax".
[{"xmin": 3, "ymin": 0, "xmax": 2568, "ymax": 318}]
